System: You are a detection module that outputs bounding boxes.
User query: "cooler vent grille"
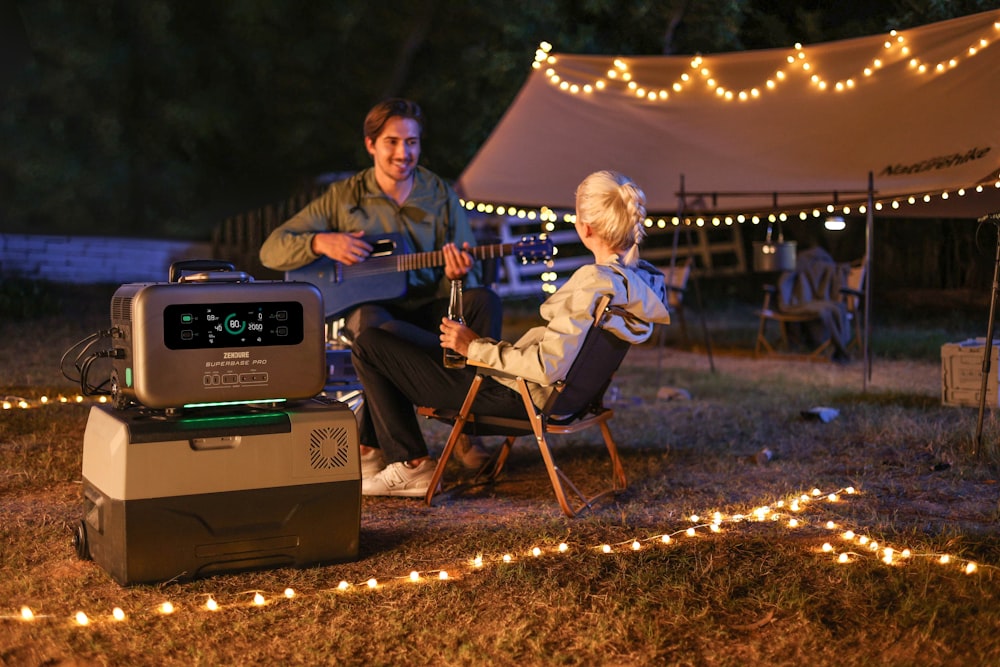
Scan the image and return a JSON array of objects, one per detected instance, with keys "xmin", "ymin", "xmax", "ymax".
[
  {"xmin": 111, "ymin": 296, "xmax": 133, "ymax": 323},
  {"xmin": 308, "ymin": 427, "xmax": 350, "ymax": 469}
]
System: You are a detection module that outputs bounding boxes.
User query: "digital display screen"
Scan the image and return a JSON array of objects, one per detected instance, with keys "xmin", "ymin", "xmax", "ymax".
[{"xmin": 163, "ymin": 301, "xmax": 304, "ymax": 349}]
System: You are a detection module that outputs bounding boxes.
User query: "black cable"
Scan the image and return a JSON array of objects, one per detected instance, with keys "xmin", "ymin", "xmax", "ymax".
[{"xmin": 59, "ymin": 328, "xmax": 117, "ymax": 396}]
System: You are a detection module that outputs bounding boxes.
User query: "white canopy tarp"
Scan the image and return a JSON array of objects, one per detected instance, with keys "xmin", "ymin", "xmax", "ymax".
[{"xmin": 457, "ymin": 10, "xmax": 1000, "ymax": 219}]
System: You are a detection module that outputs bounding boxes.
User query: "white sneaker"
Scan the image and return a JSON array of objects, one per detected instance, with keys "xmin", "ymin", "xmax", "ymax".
[
  {"xmin": 455, "ymin": 434, "xmax": 491, "ymax": 470},
  {"xmin": 360, "ymin": 448, "xmax": 386, "ymax": 479},
  {"xmin": 362, "ymin": 460, "xmax": 437, "ymax": 497}
]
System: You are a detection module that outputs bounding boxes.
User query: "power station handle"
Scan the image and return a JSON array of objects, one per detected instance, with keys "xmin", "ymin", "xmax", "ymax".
[{"xmin": 169, "ymin": 259, "xmax": 238, "ymax": 283}]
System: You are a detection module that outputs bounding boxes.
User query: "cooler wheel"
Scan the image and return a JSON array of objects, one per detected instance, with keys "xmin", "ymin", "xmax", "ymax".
[{"xmin": 73, "ymin": 519, "xmax": 92, "ymax": 560}]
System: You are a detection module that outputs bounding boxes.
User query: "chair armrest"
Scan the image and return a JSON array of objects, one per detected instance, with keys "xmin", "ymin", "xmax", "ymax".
[{"xmin": 466, "ymin": 357, "xmax": 519, "ymax": 381}]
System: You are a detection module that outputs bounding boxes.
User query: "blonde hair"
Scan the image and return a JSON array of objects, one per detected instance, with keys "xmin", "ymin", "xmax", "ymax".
[{"xmin": 574, "ymin": 170, "xmax": 647, "ymax": 266}]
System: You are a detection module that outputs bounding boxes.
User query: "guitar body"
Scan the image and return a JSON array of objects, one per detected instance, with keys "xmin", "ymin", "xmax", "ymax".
[
  {"xmin": 287, "ymin": 233, "xmax": 553, "ymax": 319},
  {"xmin": 286, "ymin": 234, "xmax": 413, "ymax": 318}
]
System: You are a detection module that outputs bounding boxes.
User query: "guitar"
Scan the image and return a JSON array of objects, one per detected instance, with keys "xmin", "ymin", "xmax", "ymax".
[{"xmin": 286, "ymin": 233, "xmax": 554, "ymax": 318}]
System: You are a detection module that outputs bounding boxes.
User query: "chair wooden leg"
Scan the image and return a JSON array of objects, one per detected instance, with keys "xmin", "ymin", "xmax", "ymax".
[
  {"xmin": 809, "ymin": 338, "xmax": 833, "ymax": 360},
  {"xmin": 848, "ymin": 312, "xmax": 863, "ymax": 354},
  {"xmin": 755, "ymin": 314, "xmax": 776, "ymax": 357},
  {"xmin": 511, "ymin": 379, "xmax": 577, "ymax": 516},
  {"xmin": 425, "ymin": 375, "xmax": 485, "ymax": 506},
  {"xmin": 778, "ymin": 321, "xmax": 793, "ymax": 350},
  {"xmin": 487, "ymin": 437, "xmax": 516, "ymax": 481},
  {"xmin": 598, "ymin": 419, "xmax": 627, "ymax": 492},
  {"xmin": 514, "ymin": 380, "xmax": 626, "ymax": 517}
]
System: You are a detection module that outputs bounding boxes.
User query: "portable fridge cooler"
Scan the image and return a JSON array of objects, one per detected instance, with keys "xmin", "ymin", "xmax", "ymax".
[{"xmin": 76, "ymin": 396, "xmax": 360, "ymax": 585}]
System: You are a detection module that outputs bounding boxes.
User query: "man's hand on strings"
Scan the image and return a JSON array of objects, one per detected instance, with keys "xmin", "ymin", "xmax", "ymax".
[{"xmin": 442, "ymin": 242, "xmax": 474, "ymax": 280}]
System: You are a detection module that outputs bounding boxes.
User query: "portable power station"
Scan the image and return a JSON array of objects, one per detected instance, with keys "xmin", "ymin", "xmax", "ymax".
[{"xmin": 108, "ymin": 262, "xmax": 326, "ymax": 410}]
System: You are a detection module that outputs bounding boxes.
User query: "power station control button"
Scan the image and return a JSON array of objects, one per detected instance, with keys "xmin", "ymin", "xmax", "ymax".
[
  {"xmin": 276, "ymin": 326, "xmax": 288, "ymax": 337},
  {"xmin": 181, "ymin": 330, "xmax": 194, "ymax": 340},
  {"xmin": 203, "ymin": 375, "xmax": 213, "ymax": 386},
  {"xmin": 275, "ymin": 310, "xmax": 288, "ymax": 321},
  {"xmin": 222, "ymin": 373, "xmax": 239, "ymax": 385}
]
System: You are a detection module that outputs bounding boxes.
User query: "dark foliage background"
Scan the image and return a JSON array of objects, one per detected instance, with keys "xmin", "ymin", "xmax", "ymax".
[{"xmin": 1, "ymin": 0, "xmax": 998, "ymax": 240}]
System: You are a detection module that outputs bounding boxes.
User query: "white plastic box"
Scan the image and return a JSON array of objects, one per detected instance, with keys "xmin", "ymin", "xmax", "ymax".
[{"xmin": 941, "ymin": 339, "xmax": 1000, "ymax": 408}]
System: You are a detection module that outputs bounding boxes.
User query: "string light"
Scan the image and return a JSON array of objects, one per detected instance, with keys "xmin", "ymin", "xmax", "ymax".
[
  {"xmin": 7, "ymin": 485, "xmax": 994, "ymax": 628},
  {"xmin": 536, "ymin": 18, "xmax": 998, "ymax": 105},
  {"xmin": 2, "ymin": 394, "xmax": 107, "ymax": 410},
  {"xmin": 463, "ymin": 16, "xmax": 1000, "ymax": 230},
  {"xmin": 461, "ymin": 173, "xmax": 1000, "ymax": 236}
]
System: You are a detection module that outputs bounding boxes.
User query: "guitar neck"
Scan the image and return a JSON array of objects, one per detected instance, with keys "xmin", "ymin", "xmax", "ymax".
[{"xmin": 389, "ymin": 242, "xmax": 513, "ymax": 272}]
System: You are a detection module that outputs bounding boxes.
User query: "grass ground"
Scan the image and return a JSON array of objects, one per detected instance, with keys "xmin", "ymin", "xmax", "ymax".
[{"xmin": 2, "ymin": 282, "xmax": 1000, "ymax": 665}]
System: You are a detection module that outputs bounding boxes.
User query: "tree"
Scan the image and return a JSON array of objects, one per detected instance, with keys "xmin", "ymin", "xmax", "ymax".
[{"xmin": 1, "ymin": 0, "xmax": 996, "ymax": 238}]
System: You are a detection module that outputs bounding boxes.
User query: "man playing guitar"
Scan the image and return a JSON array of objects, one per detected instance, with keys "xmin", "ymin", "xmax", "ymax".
[{"xmin": 259, "ymin": 98, "xmax": 502, "ymax": 478}]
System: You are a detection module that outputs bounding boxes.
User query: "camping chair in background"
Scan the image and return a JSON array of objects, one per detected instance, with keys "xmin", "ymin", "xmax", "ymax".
[
  {"xmin": 417, "ymin": 295, "xmax": 631, "ymax": 517},
  {"xmin": 841, "ymin": 258, "xmax": 867, "ymax": 354},
  {"xmin": 754, "ymin": 284, "xmax": 834, "ymax": 359},
  {"xmin": 655, "ymin": 258, "xmax": 692, "ymax": 345},
  {"xmin": 753, "ymin": 247, "xmax": 854, "ymax": 361},
  {"xmin": 653, "ymin": 223, "xmax": 716, "ymax": 375}
]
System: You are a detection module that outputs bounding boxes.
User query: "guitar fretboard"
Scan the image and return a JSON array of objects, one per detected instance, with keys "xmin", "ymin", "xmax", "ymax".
[{"xmin": 392, "ymin": 243, "xmax": 514, "ymax": 272}]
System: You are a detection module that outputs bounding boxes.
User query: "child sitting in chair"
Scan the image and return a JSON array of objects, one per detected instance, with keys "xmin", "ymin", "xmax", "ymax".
[{"xmin": 352, "ymin": 170, "xmax": 672, "ymax": 497}]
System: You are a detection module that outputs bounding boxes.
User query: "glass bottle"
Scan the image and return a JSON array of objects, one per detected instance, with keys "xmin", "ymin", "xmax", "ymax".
[{"xmin": 443, "ymin": 279, "xmax": 466, "ymax": 369}]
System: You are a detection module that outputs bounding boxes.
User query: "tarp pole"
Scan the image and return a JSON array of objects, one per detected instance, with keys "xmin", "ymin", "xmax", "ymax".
[
  {"xmin": 686, "ymin": 226, "xmax": 716, "ymax": 373},
  {"xmin": 973, "ymin": 212, "xmax": 1000, "ymax": 458},
  {"xmin": 864, "ymin": 172, "xmax": 874, "ymax": 390},
  {"xmin": 677, "ymin": 174, "xmax": 715, "ymax": 372}
]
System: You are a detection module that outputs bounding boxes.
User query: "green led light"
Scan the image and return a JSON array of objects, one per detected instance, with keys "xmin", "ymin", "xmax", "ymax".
[
  {"xmin": 182, "ymin": 398, "xmax": 287, "ymax": 409},
  {"xmin": 125, "ymin": 367, "xmax": 133, "ymax": 387},
  {"xmin": 171, "ymin": 412, "xmax": 286, "ymax": 426},
  {"xmin": 225, "ymin": 312, "xmax": 246, "ymax": 335}
]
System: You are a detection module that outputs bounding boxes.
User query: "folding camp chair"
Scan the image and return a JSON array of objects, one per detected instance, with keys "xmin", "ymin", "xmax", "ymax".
[
  {"xmin": 657, "ymin": 258, "xmax": 692, "ymax": 345},
  {"xmin": 417, "ymin": 296, "xmax": 631, "ymax": 517},
  {"xmin": 841, "ymin": 258, "xmax": 867, "ymax": 354},
  {"xmin": 754, "ymin": 284, "xmax": 834, "ymax": 359},
  {"xmin": 754, "ymin": 249, "xmax": 854, "ymax": 361}
]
